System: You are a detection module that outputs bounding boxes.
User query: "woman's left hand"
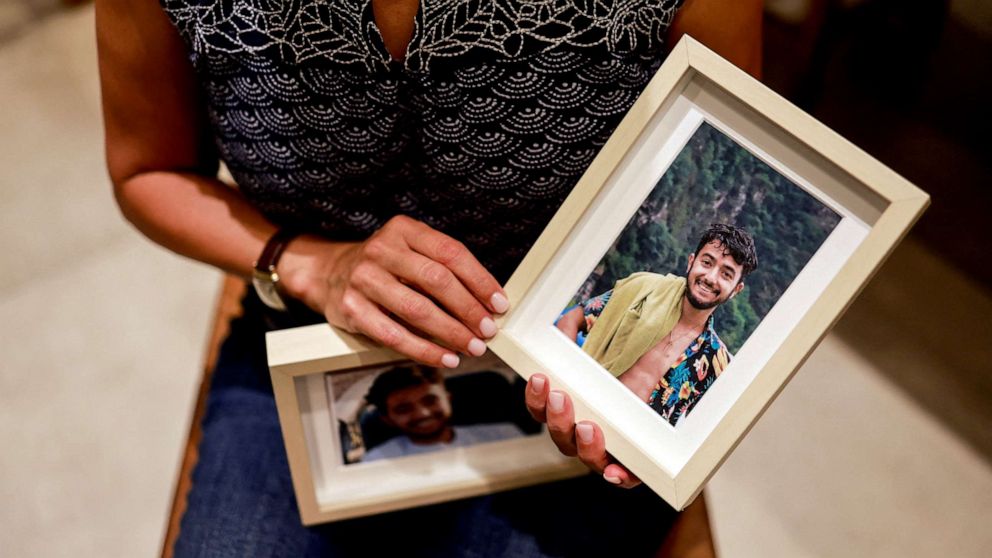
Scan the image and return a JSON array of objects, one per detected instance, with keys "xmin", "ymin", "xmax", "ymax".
[{"xmin": 524, "ymin": 373, "xmax": 641, "ymax": 488}]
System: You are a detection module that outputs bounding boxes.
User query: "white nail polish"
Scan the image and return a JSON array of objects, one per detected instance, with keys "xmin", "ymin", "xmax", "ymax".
[
  {"xmin": 530, "ymin": 375, "xmax": 545, "ymax": 394},
  {"xmin": 490, "ymin": 292, "xmax": 509, "ymax": 314},
  {"xmin": 548, "ymin": 391, "xmax": 564, "ymax": 413},
  {"xmin": 604, "ymin": 474, "xmax": 622, "ymax": 485},
  {"xmin": 467, "ymin": 338, "xmax": 486, "ymax": 357},
  {"xmin": 576, "ymin": 423, "xmax": 594, "ymax": 444},
  {"xmin": 441, "ymin": 354, "xmax": 460, "ymax": 368},
  {"xmin": 479, "ymin": 317, "xmax": 498, "ymax": 338}
]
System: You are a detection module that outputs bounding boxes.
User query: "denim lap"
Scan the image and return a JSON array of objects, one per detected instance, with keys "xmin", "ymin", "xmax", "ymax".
[{"xmin": 174, "ymin": 294, "xmax": 678, "ymax": 557}]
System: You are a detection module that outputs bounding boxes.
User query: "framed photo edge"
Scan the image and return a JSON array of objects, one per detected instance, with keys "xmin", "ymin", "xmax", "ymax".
[
  {"xmin": 269, "ymin": 363, "xmax": 322, "ymax": 524},
  {"xmin": 683, "ymin": 37, "xmax": 929, "ymax": 209},
  {"xmin": 490, "ymin": 34, "xmax": 930, "ymax": 510},
  {"xmin": 672, "ymin": 195, "xmax": 929, "ymax": 506},
  {"xmin": 267, "ymin": 326, "xmax": 587, "ymax": 525}
]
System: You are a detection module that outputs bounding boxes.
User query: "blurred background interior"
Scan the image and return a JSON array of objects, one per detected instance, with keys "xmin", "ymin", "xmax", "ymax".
[{"xmin": 1, "ymin": 0, "xmax": 989, "ymax": 556}]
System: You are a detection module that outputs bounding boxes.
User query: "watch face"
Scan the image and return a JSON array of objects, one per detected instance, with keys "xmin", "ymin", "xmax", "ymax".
[{"xmin": 253, "ymin": 273, "xmax": 288, "ymax": 311}]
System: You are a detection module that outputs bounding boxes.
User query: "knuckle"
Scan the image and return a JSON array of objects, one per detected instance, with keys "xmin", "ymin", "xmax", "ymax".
[
  {"xmin": 420, "ymin": 261, "xmax": 453, "ymax": 290},
  {"xmin": 546, "ymin": 418, "xmax": 569, "ymax": 435},
  {"xmin": 526, "ymin": 406, "xmax": 546, "ymax": 423},
  {"xmin": 523, "ymin": 390, "xmax": 540, "ymax": 407},
  {"xmin": 349, "ymin": 262, "xmax": 376, "ymax": 289},
  {"xmin": 469, "ymin": 272, "xmax": 491, "ymax": 292},
  {"xmin": 444, "ymin": 333, "xmax": 469, "ymax": 354},
  {"xmin": 467, "ymin": 304, "xmax": 490, "ymax": 326},
  {"xmin": 374, "ymin": 323, "xmax": 404, "ymax": 349},
  {"xmin": 337, "ymin": 292, "xmax": 362, "ymax": 329},
  {"xmin": 399, "ymin": 293, "xmax": 431, "ymax": 321},
  {"xmin": 417, "ymin": 344, "xmax": 439, "ymax": 365},
  {"xmin": 338, "ymin": 291, "xmax": 358, "ymax": 317},
  {"xmin": 553, "ymin": 439, "xmax": 577, "ymax": 457},
  {"xmin": 361, "ymin": 238, "xmax": 386, "ymax": 261},
  {"xmin": 433, "ymin": 237, "xmax": 465, "ymax": 265},
  {"xmin": 388, "ymin": 214, "xmax": 411, "ymax": 226},
  {"xmin": 578, "ymin": 449, "xmax": 605, "ymax": 469},
  {"xmin": 384, "ymin": 215, "xmax": 412, "ymax": 233}
]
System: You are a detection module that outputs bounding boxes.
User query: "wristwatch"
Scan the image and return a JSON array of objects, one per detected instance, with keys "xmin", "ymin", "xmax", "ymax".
[{"xmin": 252, "ymin": 228, "xmax": 301, "ymax": 311}]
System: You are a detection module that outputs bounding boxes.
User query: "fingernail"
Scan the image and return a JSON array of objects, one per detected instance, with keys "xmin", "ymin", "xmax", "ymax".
[
  {"xmin": 576, "ymin": 423, "xmax": 594, "ymax": 444},
  {"xmin": 530, "ymin": 375, "xmax": 545, "ymax": 394},
  {"xmin": 490, "ymin": 292, "xmax": 509, "ymax": 314},
  {"xmin": 604, "ymin": 474, "xmax": 622, "ymax": 485},
  {"xmin": 548, "ymin": 391, "xmax": 564, "ymax": 413},
  {"xmin": 479, "ymin": 316, "xmax": 498, "ymax": 338},
  {"xmin": 441, "ymin": 354, "xmax": 460, "ymax": 368},
  {"xmin": 467, "ymin": 338, "xmax": 486, "ymax": 357}
]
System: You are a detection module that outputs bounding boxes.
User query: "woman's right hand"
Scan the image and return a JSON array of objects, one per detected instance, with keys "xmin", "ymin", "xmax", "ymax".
[
  {"xmin": 525, "ymin": 373, "xmax": 642, "ymax": 488},
  {"xmin": 279, "ymin": 215, "xmax": 509, "ymax": 368}
]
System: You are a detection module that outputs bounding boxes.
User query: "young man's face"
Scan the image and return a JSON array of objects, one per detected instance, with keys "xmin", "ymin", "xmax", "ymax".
[
  {"xmin": 382, "ymin": 383, "xmax": 453, "ymax": 439},
  {"xmin": 685, "ymin": 240, "xmax": 746, "ymax": 310}
]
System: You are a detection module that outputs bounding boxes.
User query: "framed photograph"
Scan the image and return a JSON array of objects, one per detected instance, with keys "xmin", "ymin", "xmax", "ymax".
[
  {"xmin": 266, "ymin": 324, "xmax": 585, "ymax": 525},
  {"xmin": 486, "ymin": 35, "xmax": 929, "ymax": 510}
]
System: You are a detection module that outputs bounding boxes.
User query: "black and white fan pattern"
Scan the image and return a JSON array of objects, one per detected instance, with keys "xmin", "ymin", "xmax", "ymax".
[{"xmin": 162, "ymin": 0, "xmax": 684, "ymax": 279}]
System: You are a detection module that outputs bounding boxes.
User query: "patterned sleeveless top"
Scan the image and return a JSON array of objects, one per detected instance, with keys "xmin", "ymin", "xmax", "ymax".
[{"xmin": 161, "ymin": 0, "xmax": 685, "ymax": 281}]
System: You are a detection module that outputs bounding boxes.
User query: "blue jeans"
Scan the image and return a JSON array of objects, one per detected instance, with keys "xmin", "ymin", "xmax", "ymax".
[{"xmin": 175, "ymin": 289, "xmax": 678, "ymax": 557}]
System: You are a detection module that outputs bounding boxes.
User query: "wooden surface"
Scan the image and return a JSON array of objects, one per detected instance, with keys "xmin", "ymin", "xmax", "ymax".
[{"xmin": 160, "ymin": 275, "xmax": 245, "ymax": 558}]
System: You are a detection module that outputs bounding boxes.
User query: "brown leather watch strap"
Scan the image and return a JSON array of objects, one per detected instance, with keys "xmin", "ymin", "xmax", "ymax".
[
  {"xmin": 252, "ymin": 228, "xmax": 302, "ymax": 311},
  {"xmin": 254, "ymin": 228, "xmax": 301, "ymax": 273}
]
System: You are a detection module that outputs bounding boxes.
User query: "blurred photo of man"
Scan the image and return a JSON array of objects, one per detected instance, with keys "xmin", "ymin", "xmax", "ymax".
[
  {"xmin": 362, "ymin": 365, "xmax": 523, "ymax": 462},
  {"xmin": 556, "ymin": 223, "xmax": 758, "ymax": 426}
]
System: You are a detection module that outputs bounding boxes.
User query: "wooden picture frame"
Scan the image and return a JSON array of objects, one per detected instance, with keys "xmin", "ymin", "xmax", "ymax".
[
  {"xmin": 267, "ymin": 325, "xmax": 585, "ymax": 525},
  {"xmin": 486, "ymin": 35, "xmax": 929, "ymax": 510}
]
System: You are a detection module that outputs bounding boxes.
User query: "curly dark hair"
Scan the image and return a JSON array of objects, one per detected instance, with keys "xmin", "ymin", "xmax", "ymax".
[
  {"xmin": 365, "ymin": 365, "xmax": 444, "ymax": 411},
  {"xmin": 694, "ymin": 223, "xmax": 759, "ymax": 280}
]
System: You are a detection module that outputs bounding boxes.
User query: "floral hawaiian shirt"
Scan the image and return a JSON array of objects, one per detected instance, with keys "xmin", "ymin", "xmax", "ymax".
[{"xmin": 562, "ymin": 289, "xmax": 731, "ymax": 426}]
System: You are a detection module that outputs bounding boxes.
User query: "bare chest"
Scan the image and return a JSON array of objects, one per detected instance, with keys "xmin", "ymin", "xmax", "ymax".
[{"xmin": 618, "ymin": 340, "xmax": 684, "ymax": 401}]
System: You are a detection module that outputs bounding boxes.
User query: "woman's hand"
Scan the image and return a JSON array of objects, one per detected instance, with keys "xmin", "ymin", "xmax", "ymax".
[
  {"xmin": 524, "ymin": 373, "xmax": 641, "ymax": 488},
  {"xmin": 279, "ymin": 215, "xmax": 509, "ymax": 368}
]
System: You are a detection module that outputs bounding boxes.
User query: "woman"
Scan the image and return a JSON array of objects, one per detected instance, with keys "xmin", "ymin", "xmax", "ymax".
[{"xmin": 97, "ymin": 0, "xmax": 761, "ymax": 555}]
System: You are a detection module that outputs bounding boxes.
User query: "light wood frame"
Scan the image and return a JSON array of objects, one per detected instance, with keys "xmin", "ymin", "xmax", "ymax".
[
  {"xmin": 486, "ymin": 35, "xmax": 929, "ymax": 510},
  {"xmin": 267, "ymin": 325, "xmax": 585, "ymax": 525}
]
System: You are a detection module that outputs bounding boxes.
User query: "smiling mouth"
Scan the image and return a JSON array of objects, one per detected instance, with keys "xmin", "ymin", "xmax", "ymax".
[
  {"xmin": 694, "ymin": 280, "xmax": 719, "ymax": 297},
  {"xmin": 410, "ymin": 417, "xmax": 443, "ymax": 431}
]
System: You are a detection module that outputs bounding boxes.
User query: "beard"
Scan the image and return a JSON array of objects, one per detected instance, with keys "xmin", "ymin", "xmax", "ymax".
[
  {"xmin": 685, "ymin": 279, "xmax": 725, "ymax": 310},
  {"xmin": 404, "ymin": 414, "xmax": 451, "ymax": 441}
]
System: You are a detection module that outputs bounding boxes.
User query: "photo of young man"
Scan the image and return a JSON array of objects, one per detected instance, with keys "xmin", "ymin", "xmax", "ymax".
[
  {"xmin": 361, "ymin": 365, "xmax": 524, "ymax": 462},
  {"xmin": 556, "ymin": 224, "xmax": 758, "ymax": 426}
]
